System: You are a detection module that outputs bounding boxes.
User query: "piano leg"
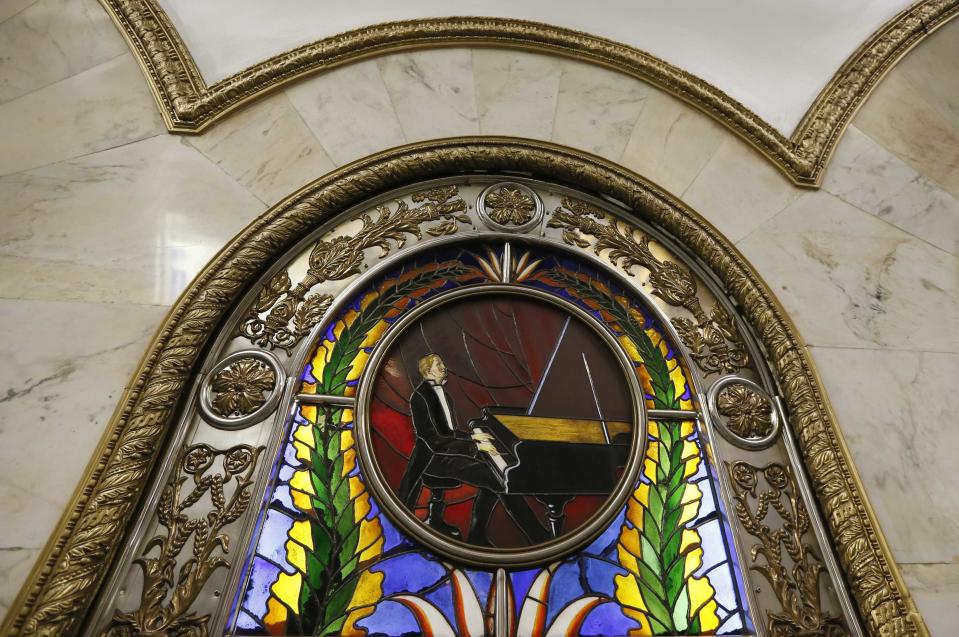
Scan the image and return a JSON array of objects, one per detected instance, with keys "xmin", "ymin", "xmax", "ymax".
[
  {"xmin": 425, "ymin": 488, "xmax": 461, "ymax": 539},
  {"xmin": 468, "ymin": 491, "xmax": 551, "ymax": 546},
  {"xmin": 540, "ymin": 497, "xmax": 571, "ymax": 538}
]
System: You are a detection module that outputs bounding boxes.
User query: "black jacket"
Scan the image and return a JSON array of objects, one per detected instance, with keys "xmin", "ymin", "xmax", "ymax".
[{"xmin": 397, "ymin": 381, "xmax": 501, "ymax": 505}]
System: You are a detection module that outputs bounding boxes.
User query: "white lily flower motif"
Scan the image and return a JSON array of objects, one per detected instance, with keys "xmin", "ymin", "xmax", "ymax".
[{"xmin": 388, "ymin": 562, "xmax": 607, "ymax": 637}]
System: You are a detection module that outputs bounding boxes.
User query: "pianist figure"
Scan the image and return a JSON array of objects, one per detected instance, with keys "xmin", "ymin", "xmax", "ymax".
[{"xmin": 397, "ymin": 353, "xmax": 549, "ymax": 545}]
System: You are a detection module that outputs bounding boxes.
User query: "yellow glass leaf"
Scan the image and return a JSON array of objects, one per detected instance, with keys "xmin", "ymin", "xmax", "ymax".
[
  {"xmin": 264, "ymin": 597, "xmax": 289, "ymax": 632},
  {"xmin": 289, "ymin": 519, "xmax": 314, "ymax": 550},
  {"xmin": 342, "ymin": 569, "xmax": 386, "ymax": 637},
  {"xmin": 681, "ymin": 441, "xmax": 703, "ymax": 479},
  {"xmin": 290, "ymin": 469, "xmax": 315, "ymax": 497},
  {"xmin": 291, "ymin": 489, "xmax": 312, "ymax": 512},
  {"xmin": 679, "ymin": 529, "xmax": 705, "ymax": 578},
  {"xmin": 285, "ymin": 537, "xmax": 307, "ymax": 574},
  {"xmin": 647, "ymin": 420, "xmax": 659, "ymax": 439},
  {"xmin": 687, "ymin": 577, "xmax": 720, "ymax": 631},
  {"xmin": 350, "ymin": 477, "xmax": 371, "ymax": 520},
  {"xmin": 678, "ymin": 489, "xmax": 703, "ymax": 526},
  {"xmin": 293, "ymin": 421, "xmax": 316, "ymax": 449},
  {"xmin": 269, "ymin": 572, "xmax": 302, "ymax": 616},
  {"xmin": 617, "ymin": 527, "xmax": 643, "ymax": 576},
  {"xmin": 346, "ymin": 349, "xmax": 372, "ymax": 383},
  {"xmin": 358, "ymin": 518, "xmax": 384, "ymax": 562}
]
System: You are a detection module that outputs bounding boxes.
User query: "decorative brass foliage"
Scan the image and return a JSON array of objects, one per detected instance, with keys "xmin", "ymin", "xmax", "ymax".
[
  {"xmin": 102, "ymin": 444, "xmax": 263, "ymax": 637},
  {"xmin": 716, "ymin": 383, "xmax": 774, "ymax": 439},
  {"xmin": 549, "ymin": 197, "xmax": 748, "ymax": 375},
  {"xmin": 729, "ymin": 461, "xmax": 847, "ymax": 637},
  {"xmin": 483, "ymin": 184, "xmax": 536, "ymax": 225},
  {"xmin": 209, "ymin": 357, "xmax": 277, "ymax": 418},
  {"xmin": 3, "ymin": 140, "xmax": 925, "ymax": 637},
  {"xmin": 238, "ymin": 186, "xmax": 468, "ymax": 353}
]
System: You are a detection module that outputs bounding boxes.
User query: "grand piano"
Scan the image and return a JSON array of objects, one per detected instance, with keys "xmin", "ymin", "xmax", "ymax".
[{"xmin": 466, "ymin": 318, "xmax": 636, "ymax": 538}]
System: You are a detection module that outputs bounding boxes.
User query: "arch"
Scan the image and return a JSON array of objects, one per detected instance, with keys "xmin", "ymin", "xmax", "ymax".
[
  {"xmin": 1, "ymin": 138, "xmax": 926, "ymax": 637},
  {"xmin": 99, "ymin": 0, "xmax": 958, "ymax": 185}
]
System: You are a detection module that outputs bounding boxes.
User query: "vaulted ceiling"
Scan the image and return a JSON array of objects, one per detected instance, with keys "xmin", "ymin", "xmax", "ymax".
[{"xmin": 104, "ymin": 0, "xmax": 957, "ymax": 184}]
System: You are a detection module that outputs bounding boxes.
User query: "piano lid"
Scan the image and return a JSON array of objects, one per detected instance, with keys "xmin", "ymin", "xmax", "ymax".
[{"xmin": 527, "ymin": 317, "xmax": 633, "ymax": 424}]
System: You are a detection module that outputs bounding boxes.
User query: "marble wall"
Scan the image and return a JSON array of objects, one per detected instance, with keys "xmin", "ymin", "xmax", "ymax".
[{"xmin": 0, "ymin": 0, "xmax": 956, "ymax": 632}]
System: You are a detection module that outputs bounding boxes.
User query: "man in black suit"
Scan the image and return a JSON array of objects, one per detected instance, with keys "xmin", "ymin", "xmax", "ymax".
[{"xmin": 397, "ymin": 353, "xmax": 549, "ymax": 545}]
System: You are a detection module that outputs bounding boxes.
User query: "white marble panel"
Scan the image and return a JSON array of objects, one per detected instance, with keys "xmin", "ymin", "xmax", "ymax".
[
  {"xmin": 619, "ymin": 88, "xmax": 726, "ymax": 195},
  {"xmin": 0, "ymin": 0, "xmax": 37, "ymax": 23},
  {"xmin": 158, "ymin": 0, "xmax": 911, "ymax": 135},
  {"xmin": 737, "ymin": 190, "xmax": 959, "ymax": 351},
  {"xmin": 824, "ymin": 126, "xmax": 959, "ymax": 256},
  {"xmin": 377, "ymin": 49, "xmax": 479, "ymax": 143},
  {"xmin": 682, "ymin": 136, "xmax": 801, "ymax": 242},
  {"xmin": 0, "ymin": 547, "xmax": 40, "ymax": 620},
  {"xmin": 286, "ymin": 60, "xmax": 406, "ymax": 167},
  {"xmin": 0, "ymin": 135, "xmax": 265, "ymax": 305},
  {"xmin": 895, "ymin": 19, "xmax": 959, "ymax": 133},
  {"xmin": 0, "ymin": 55, "xmax": 165, "ymax": 177},
  {"xmin": 900, "ymin": 562, "xmax": 959, "ymax": 637},
  {"xmin": 0, "ymin": 299, "xmax": 167, "ymax": 609},
  {"xmin": 811, "ymin": 347, "xmax": 959, "ymax": 564},
  {"xmin": 186, "ymin": 93, "xmax": 334, "ymax": 204},
  {"xmin": 855, "ymin": 67, "xmax": 959, "ymax": 199},
  {"xmin": 0, "ymin": 0, "xmax": 128, "ymax": 103},
  {"xmin": 552, "ymin": 60, "xmax": 648, "ymax": 161},
  {"xmin": 473, "ymin": 49, "xmax": 562, "ymax": 140}
]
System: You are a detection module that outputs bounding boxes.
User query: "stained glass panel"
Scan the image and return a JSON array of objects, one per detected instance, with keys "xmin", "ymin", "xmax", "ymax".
[{"xmin": 231, "ymin": 241, "xmax": 750, "ymax": 636}]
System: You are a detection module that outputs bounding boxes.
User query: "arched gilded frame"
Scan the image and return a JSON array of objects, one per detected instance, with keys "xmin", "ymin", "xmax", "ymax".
[{"xmin": 1, "ymin": 138, "xmax": 927, "ymax": 637}]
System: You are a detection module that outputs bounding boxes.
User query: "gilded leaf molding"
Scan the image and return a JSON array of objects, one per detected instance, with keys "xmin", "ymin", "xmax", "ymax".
[
  {"xmin": 99, "ymin": 0, "xmax": 958, "ymax": 186},
  {"xmin": 729, "ymin": 461, "xmax": 847, "ymax": 637},
  {"xmin": 1, "ymin": 139, "xmax": 927, "ymax": 637},
  {"xmin": 238, "ymin": 185, "xmax": 469, "ymax": 353},
  {"xmin": 102, "ymin": 444, "xmax": 263, "ymax": 637},
  {"xmin": 549, "ymin": 196, "xmax": 748, "ymax": 375}
]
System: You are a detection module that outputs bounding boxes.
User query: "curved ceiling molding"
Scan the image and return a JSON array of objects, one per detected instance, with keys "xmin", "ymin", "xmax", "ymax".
[
  {"xmin": 0, "ymin": 137, "xmax": 927, "ymax": 637},
  {"xmin": 100, "ymin": 0, "xmax": 957, "ymax": 187}
]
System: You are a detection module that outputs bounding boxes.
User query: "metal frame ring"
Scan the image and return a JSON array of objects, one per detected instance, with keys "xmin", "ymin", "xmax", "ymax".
[
  {"xmin": 198, "ymin": 349, "xmax": 285, "ymax": 430},
  {"xmin": 354, "ymin": 283, "xmax": 647, "ymax": 568}
]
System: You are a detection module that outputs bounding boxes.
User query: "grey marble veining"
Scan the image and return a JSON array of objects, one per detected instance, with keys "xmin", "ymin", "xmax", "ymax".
[
  {"xmin": 824, "ymin": 126, "xmax": 959, "ymax": 256},
  {"xmin": 473, "ymin": 49, "xmax": 562, "ymax": 140},
  {"xmin": 0, "ymin": 135, "xmax": 266, "ymax": 306},
  {"xmin": 552, "ymin": 59, "xmax": 649, "ymax": 160},
  {"xmin": 855, "ymin": 67, "xmax": 959, "ymax": 200},
  {"xmin": 286, "ymin": 59, "xmax": 406, "ymax": 167},
  {"xmin": 0, "ymin": 547, "xmax": 40, "ymax": 619},
  {"xmin": 810, "ymin": 347, "xmax": 959, "ymax": 564},
  {"xmin": 683, "ymin": 136, "xmax": 801, "ymax": 242},
  {"xmin": 900, "ymin": 562, "xmax": 959, "ymax": 637},
  {"xmin": 0, "ymin": 54, "xmax": 166, "ymax": 177},
  {"xmin": 0, "ymin": 0, "xmax": 128, "ymax": 103},
  {"xmin": 186, "ymin": 93, "xmax": 334, "ymax": 205},
  {"xmin": 377, "ymin": 48, "xmax": 479, "ymax": 142},
  {"xmin": 737, "ymin": 189, "xmax": 959, "ymax": 352},
  {"xmin": 619, "ymin": 88, "xmax": 726, "ymax": 196},
  {"xmin": 0, "ymin": 298, "xmax": 167, "ymax": 613},
  {"xmin": 894, "ymin": 19, "xmax": 959, "ymax": 136},
  {"xmin": 0, "ymin": 0, "xmax": 38, "ymax": 23}
]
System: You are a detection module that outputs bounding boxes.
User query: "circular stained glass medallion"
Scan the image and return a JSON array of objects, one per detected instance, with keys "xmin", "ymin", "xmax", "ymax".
[{"xmin": 356, "ymin": 284, "xmax": 645, "ymax": 566}]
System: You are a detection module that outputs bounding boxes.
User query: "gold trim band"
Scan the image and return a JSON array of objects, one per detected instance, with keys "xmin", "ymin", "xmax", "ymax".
[
  {"xmin": 0, "ymin": 137, "xmax": 928, "ymax": 636},
  {"xmin": 99, "ymin": 0, "xmax": 958, "ymax": 187}
]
